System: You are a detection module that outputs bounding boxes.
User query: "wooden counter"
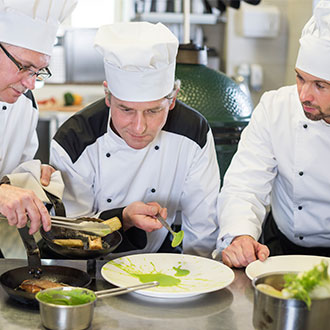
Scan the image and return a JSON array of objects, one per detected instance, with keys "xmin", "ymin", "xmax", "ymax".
[{"xmin": 38, "ymin": 104, "xmax": 84, "ymax": 112}]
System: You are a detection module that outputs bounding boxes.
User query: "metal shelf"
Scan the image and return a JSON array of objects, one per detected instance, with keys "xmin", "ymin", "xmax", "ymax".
[{"xmin": 134, "ymin": 12, "xmax": 224, "ymax": 25}]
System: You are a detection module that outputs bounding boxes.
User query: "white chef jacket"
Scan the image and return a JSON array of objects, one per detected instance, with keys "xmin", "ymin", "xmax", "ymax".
[
  {"xmin": 50, "ymin": 99, "xmax": 220, "ymax": 258},
  {"xmin": 217, "ymin": 84, "xmax": 330, "ymax": 253},
  {"xmin": 0, "ymin": 91, "xmax": 39, "ymax": 177}
]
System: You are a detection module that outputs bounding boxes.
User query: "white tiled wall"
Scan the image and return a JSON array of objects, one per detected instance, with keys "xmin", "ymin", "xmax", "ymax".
[
  {"xmin": 285, "ymin": 0, "xmax": 314, "ymax": 85},
  {"xmin": 224, "ymin": 0, "xmax": 313, "ymax": 106}
]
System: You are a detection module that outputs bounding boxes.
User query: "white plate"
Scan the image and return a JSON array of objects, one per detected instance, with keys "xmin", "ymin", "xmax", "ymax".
[
  {"xmin": 101, "ymin": 253, "xmax": 235, "ymax": 298},
  {"xmin": 245, "ymin": 255, "xmax": 330, "ymax": 280}
]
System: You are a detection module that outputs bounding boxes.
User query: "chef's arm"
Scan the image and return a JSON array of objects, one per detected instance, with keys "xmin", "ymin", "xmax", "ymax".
[
  {"xmin": 50, "ymin": 140, "xmax": 98, "ymax": 217},
  {"xmin": 216, "ymin": 98, "xmax": 277, "ymax": 260}
]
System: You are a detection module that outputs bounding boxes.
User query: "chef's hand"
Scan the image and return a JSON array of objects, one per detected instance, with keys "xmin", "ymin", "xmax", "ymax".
[
  {"xmin": 122, "ymin": 201, "xmax": 167, "ymax": 232},
  {"xmin": 0, "ymin": 184, "xmax": 51, "ymax": 235},
  {"xmin": 221, "ymin": 235, "xmax": 269, "ymax": 268},
  {"xmin": 40, "ymin": 164, "xmax": 56, "ymax": 186}
]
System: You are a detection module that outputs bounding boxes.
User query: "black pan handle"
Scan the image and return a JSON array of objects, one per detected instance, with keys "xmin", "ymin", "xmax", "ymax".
[
  {"xmin": 18, "ymin": 226, "xmax": 42, "ymax": 278},
  {"xmin": 44, "ymin": 190, "xmax": 66, "ymax": 217}
]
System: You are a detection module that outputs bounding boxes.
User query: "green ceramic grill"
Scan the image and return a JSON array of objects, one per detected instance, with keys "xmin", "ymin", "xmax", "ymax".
[{"xmin": 175, "ymin": 44, "xmax": 253, "ymax": 184}]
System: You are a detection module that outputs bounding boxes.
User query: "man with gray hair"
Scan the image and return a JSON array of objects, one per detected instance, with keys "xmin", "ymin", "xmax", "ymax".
[
  {"xmin": 215, "ymin": 0, "xmax": 330, "ymax": 267},
  {"xmin": 0, "ymin": 0, "xmax": 77, "ymax": 237},
  {"xmin": 50, "ymin": 22, "xmax": 220, "ymax": 257}
]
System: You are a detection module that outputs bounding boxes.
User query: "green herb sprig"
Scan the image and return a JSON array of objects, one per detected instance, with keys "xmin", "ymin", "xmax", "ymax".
[{"xmin": 282, "ymin": 260, "xmax": 329, "ymax": 309}]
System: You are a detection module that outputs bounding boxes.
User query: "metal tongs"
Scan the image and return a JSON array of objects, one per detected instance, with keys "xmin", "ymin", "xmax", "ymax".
[
  {"xmin": 50, "ymin": 215, "xmax": 111, "ymax": 237},
  {"xmin": 0, "ymin": 214, "xmax": 111, "ymax": 237}
]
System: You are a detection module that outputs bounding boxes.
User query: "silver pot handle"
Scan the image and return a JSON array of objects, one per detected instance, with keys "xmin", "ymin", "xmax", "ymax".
[{"xmin": 95, "ymin": 281, "xmax": 159, "ymax": 299}]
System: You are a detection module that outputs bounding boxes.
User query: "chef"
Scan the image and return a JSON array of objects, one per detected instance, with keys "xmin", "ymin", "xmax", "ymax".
[
  {"xmin": 50, "ymin": 22, "xmax": 220, "ymax": 257},
  {"xmin": 0, "ymin": 0, "xmax": 77, "ymax": 237},
  {"xmin": 215, "ymin": 0, "xmax": 330, "ymax": 268}
]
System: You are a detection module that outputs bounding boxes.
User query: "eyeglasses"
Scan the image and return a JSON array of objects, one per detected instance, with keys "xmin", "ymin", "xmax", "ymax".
[{"xmin": 0, "ymin": 43, "xmax": 52, "ymax": 82}]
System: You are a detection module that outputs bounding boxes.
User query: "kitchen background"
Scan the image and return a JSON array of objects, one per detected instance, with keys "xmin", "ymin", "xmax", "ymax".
[
  {"xmin": 1, "ymin": 0, "xmax": 318, "ymax": 258},
  {"xmin": 35, "ymin": 0, "xmax": 316, "ymax": 103},
  {"xmin": 33, "ymin": 0, "xmax": 316, "ymax": 160}
]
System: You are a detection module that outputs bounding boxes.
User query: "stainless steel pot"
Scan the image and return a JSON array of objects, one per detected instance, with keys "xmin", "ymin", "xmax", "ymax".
[
  {"xmin": 36, "ymin": 282, "xmax": 159, "ymax": 330},
  {"xmin": 252, "ymin": 272, "xmax": 330, "ymax": 330}
]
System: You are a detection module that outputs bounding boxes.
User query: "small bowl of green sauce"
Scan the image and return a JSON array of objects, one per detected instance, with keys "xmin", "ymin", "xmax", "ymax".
[{"xmin": 36, "ymin": 287, "xmax": 96, "ymax": 330}]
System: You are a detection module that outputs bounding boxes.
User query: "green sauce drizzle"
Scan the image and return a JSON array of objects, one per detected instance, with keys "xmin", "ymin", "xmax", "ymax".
[{"xmin": 173, "ymin": 265, "xmax": 190, "ymax": 277}]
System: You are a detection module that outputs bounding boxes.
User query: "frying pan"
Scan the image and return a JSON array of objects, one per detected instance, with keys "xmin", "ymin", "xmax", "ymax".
[
  {"xmin": 40, "ymin": 226, "xmax": 122, "ymax": 259},
  {"xmin": 40, "ymin": 193, "xmax": 122, "ymax": 259},
  {"xmin": 0, "ymin": 226, "xmax": 91, "ymax": 305},
  {"xmin": 0, "ymin": 265, "xmax": 91, "ymax": 305}
]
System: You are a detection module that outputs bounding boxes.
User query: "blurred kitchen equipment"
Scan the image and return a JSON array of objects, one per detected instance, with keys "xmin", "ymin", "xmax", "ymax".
[
  {"xmin": 64, "ymin": 28, "xmax": 105, "ymax": 83},
  {"xmin": 176, "ymin": 44, "xmax": 253, "ymax": 185},
  {"xmin": 234, "ymin": 63, "xmax": 251, "ymax": 98},
  {"xmin": 237, "ymin": 3, "xmax": 280, "ymax": 38},
  {"xmin": 252, "ymin": 272, "xmax": 330, "ymax": 330},
  {"xmin": 47, "ymin": 36, "xmax": 66, "ymax": 84},
  {"xmin": 175, "ymin": 0, "xmax": 254, "ymax": 185},
  {"xmin": 36, "ymin": 282, "xmax": 159, "ymax": 330},
  {"xmin": 217, "ymin": 0, "xmax": 262, "ymax": 11}
]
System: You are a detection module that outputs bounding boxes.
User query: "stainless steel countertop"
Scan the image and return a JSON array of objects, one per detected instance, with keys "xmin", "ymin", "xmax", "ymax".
[{"xmin": 0, "ymin": 259, "xmax": 255, "ymax": 330}]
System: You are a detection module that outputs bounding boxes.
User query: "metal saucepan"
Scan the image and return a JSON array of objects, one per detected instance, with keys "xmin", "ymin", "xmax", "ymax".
[
  {"xmin": 36, "ymin": 282, "xmax": 159, "ymax": 330},
  {"xmin": 252, "ymin": 272, "xmax": 330, "ymax": 330},
  {"xmin": 40, "ymin": 226, "xmax": 122, "ymax": 259},
  {"xmin": 0, "ymin": 265, "xmax": 91, "ymax": 305}
]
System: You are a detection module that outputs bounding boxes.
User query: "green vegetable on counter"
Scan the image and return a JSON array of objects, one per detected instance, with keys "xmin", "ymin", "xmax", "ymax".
[
  {"xmin": 282, "ymin": 260, "xmax": 329, "ymax": 309},
  {"xmin": 64, "ymin": 92, "xmax": 83, "ymax": 106},
  {"xmin": 64, "ymin": 92, "xmax": 74, "ymax": 106}
]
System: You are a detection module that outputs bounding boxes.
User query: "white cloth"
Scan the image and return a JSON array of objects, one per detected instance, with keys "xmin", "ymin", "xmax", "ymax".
[
  {"xmin": 7, "ymin": 159, "xmax": 64, "ymax": 203},
  {"xmin": 216, "ymin": 84, "xmax": 330, "ymax": 257},
  {"xmin": 296, "ymin": 0, "xmax": 330, "ymax": 80},
  {"xmin": 50, "ymin": 101, "xmax": 220, "ymax": 258},
  {"xmin": 0, "ymin": 93, "xmax": 38, "ymax": 177},
  {"xmin": 0, "ymin": 0, "xmax": 77, "ymax": 55},
  {"xmin": 94, "ymin": 22, "xmax": 178, "ymax": 102}
]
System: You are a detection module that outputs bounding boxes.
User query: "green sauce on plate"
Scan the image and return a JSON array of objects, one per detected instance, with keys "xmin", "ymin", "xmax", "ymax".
[
  {"xmin": 173, "ymin": 265, "xmax": 190, "ymax": 277},
  {"xmin": 132, "ymin": 273, "xmax": 181, "ymax": 287}
]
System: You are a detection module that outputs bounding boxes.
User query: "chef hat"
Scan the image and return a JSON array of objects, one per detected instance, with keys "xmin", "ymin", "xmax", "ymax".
[
  {"xmin": 296, "ymin": 0, "xmax": 330, "ymax": 81},
  {"xmin": 94, "ymin": 22, "xmax": 179, "ymax": 102},
  {"xmin": 0, "ymin": 0, "xmax": 77, "ymax": 55}
]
